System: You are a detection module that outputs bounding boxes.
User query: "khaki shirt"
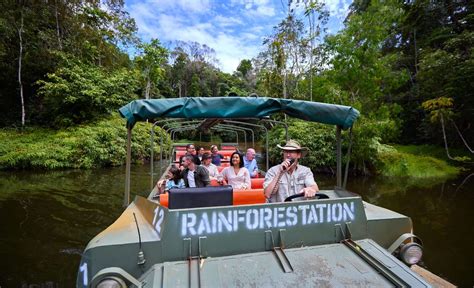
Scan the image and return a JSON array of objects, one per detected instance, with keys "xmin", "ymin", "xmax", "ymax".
[{"xmin": 264, "ymin": 164, "xmax": 316, "ymax": 203}]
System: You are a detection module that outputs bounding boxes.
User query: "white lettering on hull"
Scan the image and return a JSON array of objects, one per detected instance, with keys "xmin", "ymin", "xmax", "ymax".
[{"xmin": 180, "ymin": 202, "xmax": 356, "ymax": 236}]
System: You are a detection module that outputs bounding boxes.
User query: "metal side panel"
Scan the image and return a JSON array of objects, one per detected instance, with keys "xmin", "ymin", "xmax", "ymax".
[
  {"xmin": 136, "ymin": 239, "xmax": 430, "ymax": 288},
  {"xmin": 364, "ymin": 201, "xmax": 413, "ymax": 248},
  {"xmin": 364, "ymin": 201, "xmax": 408, "ymax": 220},
  {"xmin": 356, "ymin": 239, "xmax": 431, "ymax": 287}
]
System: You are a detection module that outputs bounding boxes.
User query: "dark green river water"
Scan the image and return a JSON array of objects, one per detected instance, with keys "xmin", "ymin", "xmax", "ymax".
[{"xmin": 0, "ymin": 164, "xmax": 472, "ymax": 287}]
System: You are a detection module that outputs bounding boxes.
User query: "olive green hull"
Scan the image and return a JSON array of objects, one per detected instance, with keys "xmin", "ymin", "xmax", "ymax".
[{"xmin": 77, "ymin": 190, "xmax": 428, "ymax": 287}]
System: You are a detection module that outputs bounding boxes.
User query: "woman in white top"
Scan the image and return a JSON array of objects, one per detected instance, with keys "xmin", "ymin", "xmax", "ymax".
[{"xmin": 221, "ymin": 151, "xmax": 251, "ymax": 190}]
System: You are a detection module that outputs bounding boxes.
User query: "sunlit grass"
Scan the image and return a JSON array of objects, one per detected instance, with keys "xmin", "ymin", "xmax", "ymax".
[{"xmin": 377, "ymin": 145, "xmax": 460, "ymax": 179}]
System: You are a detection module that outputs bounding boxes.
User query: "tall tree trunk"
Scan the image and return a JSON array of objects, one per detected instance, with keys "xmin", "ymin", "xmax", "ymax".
[
  {"xmin": 145, "ymin": 79, "xmax": 151, "ymax": 99},
  {"xmin": 18, "ymin": 10, "xmax": 25, "ymax": 127},
  {"xmin": 55, "ymin": 0, "xmax": 62, "ymax": 50},
  {"xmin": 451, "ymin": 119, "xmax": 474, "ymax": 153},
  {"xmin": 440, "ymin": 113, "xmax": 455, "ymax": 160},
  {"xmin": 144, "ymin": 67, "xmax": 151, "ymax": 99},
  {"xmin": 413, "ymin": 28, "xmax": 418, "ymax": 75}
]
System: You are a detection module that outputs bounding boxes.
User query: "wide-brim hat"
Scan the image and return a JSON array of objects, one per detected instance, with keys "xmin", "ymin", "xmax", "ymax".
[{"xmin": 277, "ymin": 140, "xmax": 309, "ymax": 157}]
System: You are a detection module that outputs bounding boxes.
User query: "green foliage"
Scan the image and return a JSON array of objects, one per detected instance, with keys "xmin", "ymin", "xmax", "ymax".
[
  {"xmin": 349, "ymin": 113, "xmax": 401, "ymax": 172},
  {"xmin": 391, "ymin": 0, "xmax": 474, "ymax": 145},
  {"xmin": 134, "ymin": 39, "xmax": 169, "ymax": 99},
  {"xmin": 255, "ymin": 11, "xmax": 328, "ymax": 98},
  {"xmin": 266, "ymin": 119, "xmax": 460, "ymax": 178},
  {"xmin": 267, "ymin": 116, "xmax": 401, "ymax": 174},
  {"xmin": 36, "ymin": 55, "xmax": 139, "ymax": 126},
  {"xmin": 395, "ymin": 144, "xmax": 472, "ymax": 164},
  {"xmin": 267, "ymin": 120, "xmax": 337, "ymax": 169},
  {"xmin": 0, "ymin": 116, "xmax": 171, "ymax": 170},
  {"xmin": 421, "ymin": 97, "xmax": 454, "ymax": 123},
  {"xmin": 0, "ymin": 0, "xmax": 137, "ymax": 126},
  {"xmin": 158, "ymin": 41, "xmax": 255, "ymax": 98},
  {"xmin": 236, "ymin": 59, "xmax": 252, "ymax": 77},
  {"xmin": 376, "ymin": 145, "xmax": 460, "ymax": 179},
  {"xmin": 323, "ymin": 0, "xmax": 408, "ymax": 111}
]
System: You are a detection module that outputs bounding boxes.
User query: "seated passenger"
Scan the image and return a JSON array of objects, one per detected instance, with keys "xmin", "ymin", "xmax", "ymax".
[
  {"xmin": 197, "ymin": 146, "xmax": 205, "ymax": 161},
  {"xmin": 243, "ymin": 148, "xmax": 259, "ymax": 178},
  {"xmin": 210, "ymin": 145, "xmax": 224, "ymax": 166},
  {"xmin": 181, "ymin": 155, "xmax": 210, "ymax": 188},
  {"xmin": 179, "ymin": 144, "xmax": 201, "ymax": 167},
  {"xmin": 201, "ymin": 152, "xmax": 220, "ymax": 179},
  {"xmin": 264, "ymin": 140, "xmax": 319, "ymax": 202},
  {"xmin": 156, "ymin": 165, "xmax": 185, "ymax": 194},
  {"xmin": 221, "ymin": 151, "xmax": 251, "ymax": 190}
]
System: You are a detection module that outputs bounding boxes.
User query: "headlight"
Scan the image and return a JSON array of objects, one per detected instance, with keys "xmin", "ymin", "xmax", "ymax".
[
  {"xmin": 399, "ymin": 242, "xmax": 423, "ymax": 265},
  {"xmin": 96, "ymin": 277, "xmax": 127, "ymax": 288}
]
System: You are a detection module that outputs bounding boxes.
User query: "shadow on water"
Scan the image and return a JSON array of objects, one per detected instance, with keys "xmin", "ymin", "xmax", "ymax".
[{"xmin": 0, "ymin": 164, "xmax": 473, "ymax": 287}]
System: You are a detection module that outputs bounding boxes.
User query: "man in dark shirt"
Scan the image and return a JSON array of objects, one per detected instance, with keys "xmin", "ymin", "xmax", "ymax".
[
  {"xmin": 181, "ymin": 155, "xmax": 210, "ymax": 188},
  {"xmin": 179, "ymin": 144, "xmax": 201, "ymax": 169}
]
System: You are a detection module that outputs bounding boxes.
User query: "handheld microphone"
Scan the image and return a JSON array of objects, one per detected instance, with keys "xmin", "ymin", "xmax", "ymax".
[{"xmin": 282, "ymin": 158, "xmax": 295, "ymax": 170}]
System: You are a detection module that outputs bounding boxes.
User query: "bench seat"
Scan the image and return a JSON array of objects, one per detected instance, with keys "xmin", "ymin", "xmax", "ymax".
[{"xmin": 159, "ymin": 188, "xmax": 265, "ymax": 207}]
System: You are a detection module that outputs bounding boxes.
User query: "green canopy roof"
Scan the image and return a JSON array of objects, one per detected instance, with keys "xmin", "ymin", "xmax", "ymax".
[{"xmin": 119, "ymin": 97, "xmax": 359, "ymax": 129}]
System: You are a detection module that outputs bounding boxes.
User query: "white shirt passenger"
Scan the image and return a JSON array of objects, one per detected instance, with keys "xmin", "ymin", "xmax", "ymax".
[
  {"xmin": 221, "ymin": 166, "xmax": 251, "ymax": 189},
  {"xmin": 187, "ymin": 170, "xmax": 196, "ymax": 187},
  {"xmin": 201, "ymin": 163, "xmax": 219, "ymax": 178}
]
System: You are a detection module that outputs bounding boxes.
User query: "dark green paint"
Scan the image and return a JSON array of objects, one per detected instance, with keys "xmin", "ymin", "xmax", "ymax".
[{"xmin": 118, "ymin": 97, "xmax": 359, "ymax": 129}]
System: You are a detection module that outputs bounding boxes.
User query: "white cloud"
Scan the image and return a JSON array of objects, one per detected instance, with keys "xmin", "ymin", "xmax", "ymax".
[
  {"xmin": 324, "ymin": 0, "xmax": 351, "ymax": 19},
  {"xmin": 214, "ymin": 15, "xmax": 244, "ymax": 27},
  {"xmin": 158, "ymin": 17, "xmax": 259, "ymax": 72},
  {"xmin": 126, "ymin": 0, "xmax": 347, "ymax": 72},
  {"xmin": 128, "ymin": 0, "xmax": 267, "ymax": 73},
  {"xmin": 141, "ymin": 0, "xmax": 211, "ymax": 13},
  {"xmin": 254, "ymin": 4, "xmax": 276, "ymax": 16}
]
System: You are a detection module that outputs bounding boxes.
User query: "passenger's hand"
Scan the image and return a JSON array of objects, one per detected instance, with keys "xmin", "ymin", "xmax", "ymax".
[
  {"xmin": 251, "ymin": 170, "xmax": 258, "ymax": 177},
  {"xmin": 156, "ymin": 180, "xmax": 166, "ymax": 193},
  {"xmin": 300, "ymin": 187, "xmax": 316, "ymax": 198},
  {"xmin": 216, "ymin": 175, "xmax": 224, "ymax": 185},
  {"xmin": 156, "ymin": 179, "xmax": 165, "ymax": 187}
]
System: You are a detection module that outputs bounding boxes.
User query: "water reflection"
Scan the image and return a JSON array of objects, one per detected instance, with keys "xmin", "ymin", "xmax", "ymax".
[
  {"xmin": 342, "ymin": 173, "xmax": 474, "ymax": 287},
  {"xmin": 0, "ymin": 166, "xmax": 151, "ymax": 287},
  {"xmin": 0, "ymin": 166, "xmax": 472, "ymax": 287}
]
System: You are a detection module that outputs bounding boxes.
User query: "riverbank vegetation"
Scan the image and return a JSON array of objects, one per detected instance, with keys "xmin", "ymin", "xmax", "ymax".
[
  {"xmin": 0, "ymin": 116, "xmax": 170, "ymax": 170},
  {"xmin": 0, "ymin": 1, "xmax": 472, "ymax": 175},
  {"xmin": 267, "ymin": 119, "xmax": 461, "ymax": 179}
]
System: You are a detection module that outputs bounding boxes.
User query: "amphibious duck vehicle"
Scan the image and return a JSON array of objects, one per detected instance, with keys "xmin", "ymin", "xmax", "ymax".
[{"xmin": 77, "ymin": 97, "xmax": 436, "ymax": 287}]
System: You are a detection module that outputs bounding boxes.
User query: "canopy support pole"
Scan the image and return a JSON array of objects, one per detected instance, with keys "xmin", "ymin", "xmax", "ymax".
[
  {"xmin": 336, "ymin": 126, "xmax": 342, "ymax": 188},
  {"xmin": 263, "ymin": 119, "xmax": 288, "ymax": 142},
  {"xmin": 124, "ymin": 126, "xmax": 132, "ymax": 207},
  {"xmin": 151, "ymin": 126, "xmax": 155, "ymax": 190},
  {"xmin": 266, "ymin": 127, "xmax": 269, "ymax": 171},
  {"xmin": 343, "ymin": 126, "xmax": 353, "ymax": 189}
]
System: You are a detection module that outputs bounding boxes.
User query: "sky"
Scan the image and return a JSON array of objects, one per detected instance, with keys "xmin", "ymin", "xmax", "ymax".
[{"xmin": 125, "ymin": 0, "xmax": 352, "ymax": 73}]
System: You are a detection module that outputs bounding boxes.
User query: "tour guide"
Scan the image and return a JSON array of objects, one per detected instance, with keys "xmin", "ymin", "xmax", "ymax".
[{"xmin": 264, "ymin": 140, "xmax": 319, "ymax": 202}]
